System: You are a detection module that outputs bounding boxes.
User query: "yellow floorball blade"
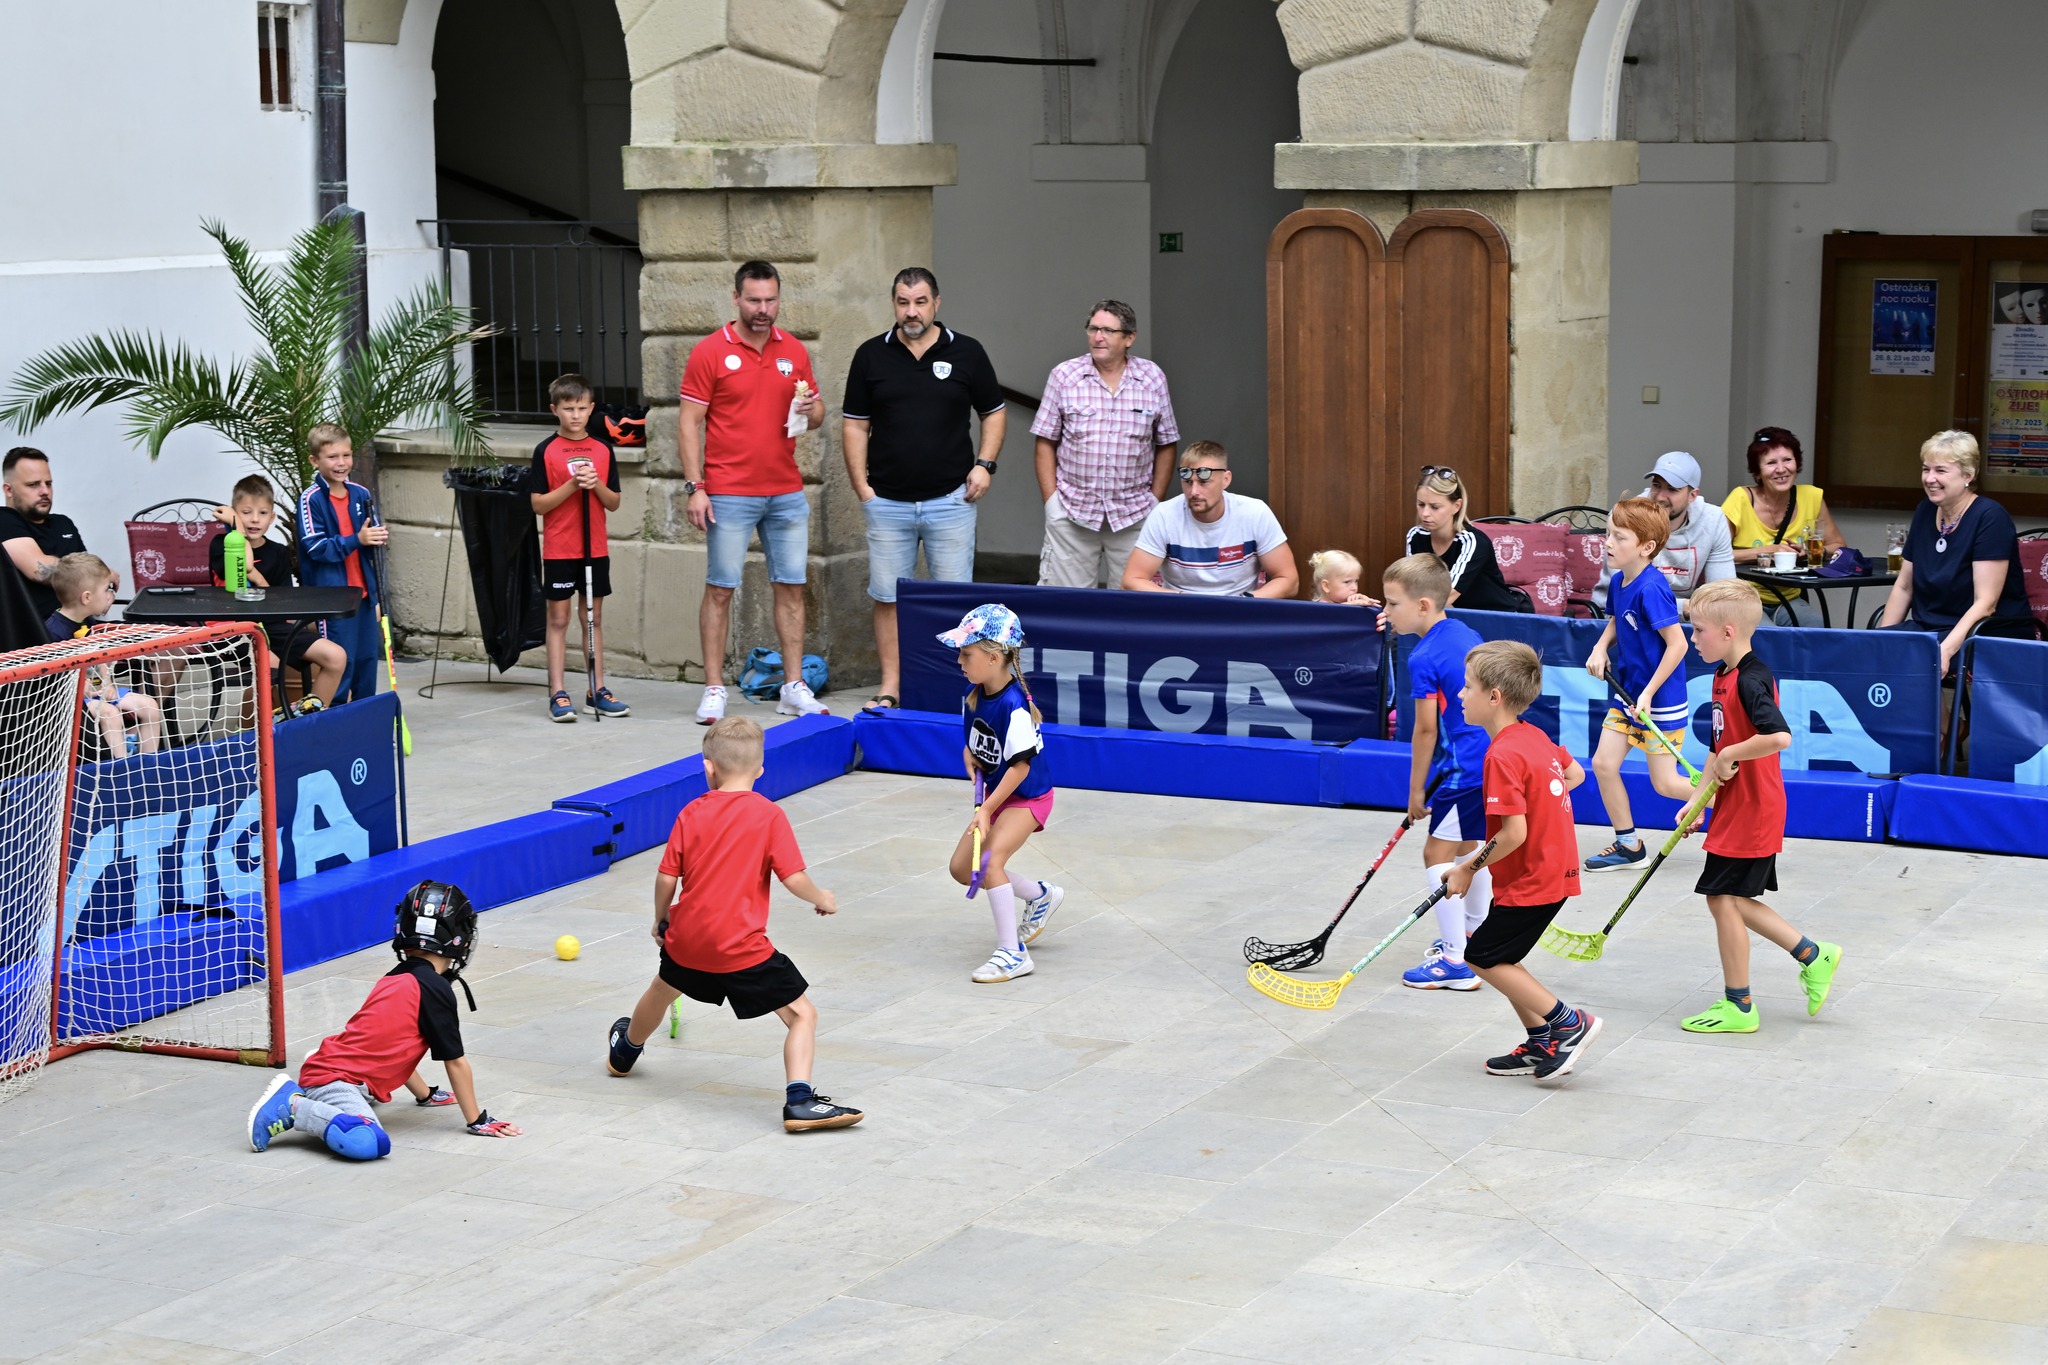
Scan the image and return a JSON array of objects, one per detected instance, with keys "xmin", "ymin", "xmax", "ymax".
[
  {"xmin": 1247, "ymin": 961, "xmax": 1354, "ymax": 1010},
  {"xmin": 1537, "ymin": 923, "xmax": 1607, "ymax": 962}
]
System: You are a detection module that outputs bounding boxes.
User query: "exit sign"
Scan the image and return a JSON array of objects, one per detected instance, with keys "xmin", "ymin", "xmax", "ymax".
[{"xmin": 1158, "ymin": 232, "xmax": 1183, "ymax": 253}]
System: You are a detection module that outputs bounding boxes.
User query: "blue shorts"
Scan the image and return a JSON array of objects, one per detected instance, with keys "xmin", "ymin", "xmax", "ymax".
[
  {"xmin": 863, "ymin": 485, "xmax": 977, "ymax": 602},
  {"xmin": 705, "ymin": 492, "xmax": 809, "ymax": 589},
  {"xmin": 1428, "ymin": 786, "xmax": 1486, "ymax": 842}
]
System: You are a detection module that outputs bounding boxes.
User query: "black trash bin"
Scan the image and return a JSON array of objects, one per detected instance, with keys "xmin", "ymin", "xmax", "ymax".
[{"xmin": 445, "ymin": 465, "xmax": 545, "ymax": 672}]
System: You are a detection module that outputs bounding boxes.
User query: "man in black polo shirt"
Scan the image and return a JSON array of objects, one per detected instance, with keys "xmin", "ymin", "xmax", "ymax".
[
  {"xmin": 1, "ymin": 447, "xmax": 87, "ymax": 622},
  {"xmin": 841, "ymin": 267, "xmax": 1006, "ymax": 709}
]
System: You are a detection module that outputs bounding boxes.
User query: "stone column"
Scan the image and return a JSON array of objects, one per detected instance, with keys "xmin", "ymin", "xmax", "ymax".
[{"xmin": 627, "ymin": 143, "xmax": 955, "ymax": 688}]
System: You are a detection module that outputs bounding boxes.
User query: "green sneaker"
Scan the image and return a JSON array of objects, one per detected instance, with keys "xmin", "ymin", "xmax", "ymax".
[
  {"xmin": 1800, "ymin": 942, "xmax": 1843, "ymax": 1017},
  {"xmin": 1681, "ymin": 998, "xmax": 1759, "ymax": 1034}
]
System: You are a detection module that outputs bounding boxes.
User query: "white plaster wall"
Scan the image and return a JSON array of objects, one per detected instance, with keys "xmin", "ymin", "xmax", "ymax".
[
  {"xmin": 1611, "ymin": 0, "xmax": 2048, "ymax": 536},
  {"xmin": 1148, "ymin": 0, "xmax": 1300, "ymax": 498},
  {"xmin": 930, "ymin": 2, "xmax": 1153, "ymax": 559},
  {"xmin": 0, "ymin": 0, "xmax": 445, "ymax": 571}
]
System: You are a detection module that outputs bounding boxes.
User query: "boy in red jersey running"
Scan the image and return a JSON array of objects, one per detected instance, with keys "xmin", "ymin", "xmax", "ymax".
[
  {"xmin": 529, "ymin": 373, "xmax": 627, "ymax": 722},
  {"xmin": 1444, "ymin": 641, "xmax": 1602, "ymax": 1083},
  {"xmin": 1678, "ymin": 580, "xmax": 1842, "ymax": 1033},
  {"xmin": 604, "ymin": 717, "xmax": 863, "ymax": 1133}
]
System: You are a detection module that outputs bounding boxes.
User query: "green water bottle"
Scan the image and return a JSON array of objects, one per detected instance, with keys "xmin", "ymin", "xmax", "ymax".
[{"xmin": 223, "ymin": 526, "xmax": 248, "ymax": 595}]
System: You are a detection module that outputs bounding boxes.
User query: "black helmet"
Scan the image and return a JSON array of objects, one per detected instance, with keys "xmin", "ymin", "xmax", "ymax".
[{"xmin": 392, "ymin": 880, "xmax": 477, "ymax": 973}]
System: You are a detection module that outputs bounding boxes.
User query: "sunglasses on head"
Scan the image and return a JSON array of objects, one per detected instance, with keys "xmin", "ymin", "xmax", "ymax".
[
  {"xmin": 1417, "ymin": 465, "xmax": 1460, "ymax": 485},
  {"xmin": 1177, "ymin": 466, "xmax": 1225, "ymax": 484}
]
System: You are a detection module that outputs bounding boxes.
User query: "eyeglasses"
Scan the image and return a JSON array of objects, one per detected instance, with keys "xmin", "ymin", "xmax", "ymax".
[
  {"xmin": 1417, "ymin": 465, "xmax": 1460, "ymax": 485},
  {"xmin": 1177, "ymin": 467, "xmax": 1225, "ymax": 484},
  {"xmin": 1084, "ymin": 325, "xmax": 1131, "ymax": 336}
]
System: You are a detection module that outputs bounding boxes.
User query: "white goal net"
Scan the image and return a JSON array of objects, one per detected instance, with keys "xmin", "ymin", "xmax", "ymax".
[{"xmin": 0, "ymin": 624, "xmax": 283, "ymax": 1104}]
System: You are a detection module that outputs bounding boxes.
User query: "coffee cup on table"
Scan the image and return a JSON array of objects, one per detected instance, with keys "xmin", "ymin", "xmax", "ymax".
[{"xmin": 1771, "ymin": 549, "xmax": 1798, "ymax": 572}]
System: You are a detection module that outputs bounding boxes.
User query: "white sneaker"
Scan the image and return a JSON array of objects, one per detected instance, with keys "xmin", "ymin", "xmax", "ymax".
[
  {"xmin": 777, "ymin": 680, "xmax": 829, "ymax": 717},
  {"xmin": 971, "ymin": 946, "xmax": 1033, "ymax": 983},
  {"xmin": 695, "ymin": 684, "xmax": 728, "ymax": 725},
  {"xmin": 1018, "ymin": 883, "xmax": 1064, "ymax": 944}
]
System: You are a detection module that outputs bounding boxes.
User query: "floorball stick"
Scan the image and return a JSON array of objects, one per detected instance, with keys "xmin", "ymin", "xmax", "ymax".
[
  {"xmin": 966, "ymin": 772, "xmax": 988, "ymax": 898},
  {"xmin": 669, "ymin": 999, "xmax": 681, "ymax": 1039},
  {"xmin": 1608, "ymin": 679, "xmax": 1704, "ymax": 784},
  {"xmin": 1248, "ymin": 839, "xmax": 1496, "ymax": 1011},
  {"xmin": 1540, "ymin": 781, "xmax": 1718, "ymax": 962},
  {"xmin": 378, "ymin": 612, "xmax": 413, "ymax": 755},
  {"xmin": 1244, "ymin": 771, "xmax": 1447, "ymax": 971}
]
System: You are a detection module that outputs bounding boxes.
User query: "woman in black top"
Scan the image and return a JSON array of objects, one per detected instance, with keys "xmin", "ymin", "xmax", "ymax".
[
  {"xmin": 1876, "ymin": 430, "xmax": 2035, "ymax": 673},
  {"xmin": 1405, "ymin": 466, "xmax": 1524, "ymax": 613}
]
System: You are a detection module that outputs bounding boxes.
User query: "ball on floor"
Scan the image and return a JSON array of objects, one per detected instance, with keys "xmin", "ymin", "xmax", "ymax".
[{"xmin": 554, "ymin": 935, "xmax": 581, "ymax": 961}]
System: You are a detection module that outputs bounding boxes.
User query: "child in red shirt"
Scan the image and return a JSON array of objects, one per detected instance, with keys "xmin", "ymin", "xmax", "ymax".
[
  {"xmin": 1679, "ymin": 580, "xmax": 1842, "ymax": 1033},
  {"xmin": 1445, "ymin": 641, "xmax": 1603, "ymax": 1083},
  {"xmin": 604, "ymin": 717, "xmax": 862, "ymax": 1133},
  {"xmin": 528, "ymin": 373, "xmax": 628, "ymax": 723}
]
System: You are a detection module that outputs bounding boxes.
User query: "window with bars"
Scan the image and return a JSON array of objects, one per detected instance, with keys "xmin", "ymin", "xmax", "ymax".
[{"xmin": 257, "ymin": 4, "xmax": 296, "ymax": 110}]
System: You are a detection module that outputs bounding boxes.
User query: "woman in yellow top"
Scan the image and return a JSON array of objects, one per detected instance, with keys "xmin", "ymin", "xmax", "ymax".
[{"xmin": 1721, "ymin": 426, "xmax": 1846, "ymax": 625}]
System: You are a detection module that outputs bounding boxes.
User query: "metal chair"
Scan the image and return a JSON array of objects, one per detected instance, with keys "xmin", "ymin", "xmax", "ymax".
[{"xmin": 1537, "ymin": 505, "xmax": 1609, "ymax": 532}]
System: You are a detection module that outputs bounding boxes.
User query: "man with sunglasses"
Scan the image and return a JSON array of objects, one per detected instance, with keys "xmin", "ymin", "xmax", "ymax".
[
  {"xmin": 1122, "ymin": 441, "xmax": 1298, "ymax": 597},
  {"xmin": 1032, "ymin": 300, "xmax": 1180, "ymax": 588}
]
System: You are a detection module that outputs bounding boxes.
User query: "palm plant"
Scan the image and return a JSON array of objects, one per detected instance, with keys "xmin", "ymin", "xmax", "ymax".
[{"xmin": 0, "ymin": 219, "xmax": 495, "ymax": 511}]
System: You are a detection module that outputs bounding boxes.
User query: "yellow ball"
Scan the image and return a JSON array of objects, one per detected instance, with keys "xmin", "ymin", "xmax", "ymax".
[{"xmin": 554, "ymin": 935, "xmax": 581, "ymax": 961}]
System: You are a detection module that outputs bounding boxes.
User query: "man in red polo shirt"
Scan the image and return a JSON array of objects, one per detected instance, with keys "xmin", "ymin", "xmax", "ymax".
[{"xmin": 680, "ymin": 260, "xmax": 828, "ymax": 723}]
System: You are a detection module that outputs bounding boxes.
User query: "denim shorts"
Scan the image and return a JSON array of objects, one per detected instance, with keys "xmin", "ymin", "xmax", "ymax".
[
  {"xmin": 863, "ymin": 484, "xmax": 977, "ymax": 602},
  {"xmin": 706, "ymin": 492, "xmax": 809, "ymax": 588}
]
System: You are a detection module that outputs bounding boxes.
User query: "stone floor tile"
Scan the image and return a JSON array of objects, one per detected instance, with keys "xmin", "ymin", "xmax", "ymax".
[
  {"xmin": 1188, "ymin": 1273, "xmax": 1458, "ymax": 1363},
  {"xmin": 1087, "ymin": 1218, "xmax": 1337, "ymax": 1309},
  {"xmin": 1827, "ymin": 1306, "xmax": 2048, "ymax": 1363},
  {"xmin": 946, "ymin": 1285, "xmax": 1229, "ymax": 1365},
  {"xmin": 1190, "ymin": 1155, "xmax": 1427, "ymax": 1236},
  {"xmin": 1736, "ymin": 1181, "xmax": 1966, "ymax": 1268},
  {"xmin": 1882, "ymin": 1233, "xmax": 2048, "ymax": 1326},
  {"xmin": 1429, "ymin": 1257, "xmax": 1661, "ymax": 1359},
  {"xmin": 715, "ymin": 1296, "xmax": 1000, "ymax": 1365},
  {"xmin": 1487, "ymin": 1089, "xmax": 1703, "ymax": 1161},
  {"xmin": 855, "ymin": 1225, "xmax": 1116, "ymax": 1318},
  {"xmin": 1091, "ymin": 1110, "xmax": 1319, "ymax": 1183},
  {"xmin": 119, "ymin": 1256, "xmax": 413, "ymax": 1355},
  {"xmin": 1306, "ymin": 1205, "xmax": 1543, "ymax": 1294},
  {"xmin": 1810, "ymin": 1122, "xmax": 2023, "ymax": 1199},
  {"xmin": 1608, "ymin": 1132, "xmax": 1828, "ymax": 1211},
  {"xmin": 24, "ymin": 1328, "xmax": 258, "ymax": 1364},
  {"xmin": 1662, "ymin": 1250, "xmax": 1902, "ymax": 1344},
  {"xmin": 0, "ymin": 1268, "xmax": 188, "ymax": 1357},
  {"xmin": 973, "ymin": 1166, "xmax": 1221, "ymax": 1249},
  {"xmin": 1532, "ymin": 1191, "xmax": 1761, "ymax": 1282}
]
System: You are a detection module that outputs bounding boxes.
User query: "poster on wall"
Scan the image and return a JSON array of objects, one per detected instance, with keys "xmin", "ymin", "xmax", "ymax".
[
  {"xmin": 1990, "ymin": 281, "xmax": 2048, "ymax": 378},
  {"xmin": 1987, "ymin": 380, "xmax": 2048, "ymax": 477},
  {"xmin": 1870, "ymin": 278, "xmax": 1937, "ymax": 375}
]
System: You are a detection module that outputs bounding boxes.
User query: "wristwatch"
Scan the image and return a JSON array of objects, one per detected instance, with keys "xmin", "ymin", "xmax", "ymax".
[
  {"xmin": 974, "ymin": 459, "xmax": 998, "ymax": 476},
  {"xmin": 682, "ymin": 480, "xmax": 704, "ymax": 496}
]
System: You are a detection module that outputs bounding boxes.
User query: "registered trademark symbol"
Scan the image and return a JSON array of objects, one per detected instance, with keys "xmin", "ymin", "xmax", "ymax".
[
  {"xmin": 350, "ymin": 758, "xmax": 369, "ymax": 785},
  {"xmin": 1867, "ymin": 683, "xmax": 1891, "ymax": 708},
  {"xmin": 1294, "ymin": 667, "xmax": 1313, "ymax": 686}
]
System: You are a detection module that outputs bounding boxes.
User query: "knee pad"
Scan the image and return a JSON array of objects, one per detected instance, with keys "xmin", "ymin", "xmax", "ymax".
[{"xmin": 323, "ymin": 1113, "xmax": 391, "ymax": 1161}]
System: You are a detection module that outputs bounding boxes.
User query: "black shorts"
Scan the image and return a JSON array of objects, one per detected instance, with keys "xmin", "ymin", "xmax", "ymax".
[
  {"xmin": 1464, "ymin": 900, "xmax": 1568, "ymax": 968},
  {"xmin": 658, "ymin": 948, "xmax": 807, "ymax": 1020},
  {"xmin": 1696, "ymin": 853, "xmax": 1777, "ymax": 899},
  {"xmin": 268, "ymin": 624, "xmax": 324, "ymax": 670},
  {"xmin": 543, "ymin": 557, "xmax": 612, "ymax": 601}
]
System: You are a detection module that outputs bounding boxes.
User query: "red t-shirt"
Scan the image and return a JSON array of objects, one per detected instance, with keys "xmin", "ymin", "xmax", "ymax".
[
  {"xmin": 658, "ymin": 789, "xmax": 806, "ymax": 972},
  {"xmin": 528, "ymin": 433, "xmax": 620, "ymax": 560},
  {"xmin": 1482, "ymin": 720, "xmax": 1582, "ymax": 906},
  {"xmin": 299, "ymin": 959, "xmax": 464, "ymax": 1102},
  {"xmin": 678, "ymin": 324, "xmax": 815, "ymax": 497},
  {"xmin": 1704, "ymin": 652, "xmax": 1790, "ymax": 858},
  {"xmin": 328, "ymin": 486, "xmax": 365, "ymax": 596}
]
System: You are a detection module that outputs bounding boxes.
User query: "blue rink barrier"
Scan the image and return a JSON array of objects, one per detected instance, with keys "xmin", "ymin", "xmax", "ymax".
[{"xmin": 1890, "ymin": 774, "xmax": 2048, "ymax": 858}]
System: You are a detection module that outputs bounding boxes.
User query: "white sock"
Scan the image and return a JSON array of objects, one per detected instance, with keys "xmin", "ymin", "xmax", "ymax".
[
  {"xmin": 988, "ymin": 883, "xmax": 1021, "ymax": 952},
  {"xmin": 1463, "ymin": 865, "xmax": 1493, "ymax": 935},
  {"xmin": 1428, "ymin": 863, "xmax": 1466, "ymax": 961},
  {"xmin": 1010, "ymin": 877, "xmax": 1043, "ymax": 904}
]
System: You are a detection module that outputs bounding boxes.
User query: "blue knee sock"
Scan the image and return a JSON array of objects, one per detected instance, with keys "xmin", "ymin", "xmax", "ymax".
[
  {"xmin": 322, "ymin": 1113, "xmax": 391, "ymax": 1161},
  {"xmin": 1791, "ymin": 936, "xmax": 1818, "ymax": 965}
]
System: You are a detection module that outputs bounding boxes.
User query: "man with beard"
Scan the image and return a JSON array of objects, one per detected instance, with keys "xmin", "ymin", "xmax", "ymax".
[
  {"xmin": 841, "ymin": 268, "xmax": 1006, "ymax": 711},
  {"xmin": 1, "ymin": 447, "xmax": 87, "ymax": 622}
]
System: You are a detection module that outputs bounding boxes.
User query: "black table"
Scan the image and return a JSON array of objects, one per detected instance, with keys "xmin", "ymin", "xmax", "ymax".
[
  {"xmin": 1737, "ymin": 567, "xmax": 1898, "ymax": 628},
  {"xmin": 122, "ymin": 586, "xmax": 368, "ymax": 722}
]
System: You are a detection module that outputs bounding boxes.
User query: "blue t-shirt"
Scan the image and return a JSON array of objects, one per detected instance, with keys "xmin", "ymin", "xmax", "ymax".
[
  {"xmin": 1902, "ymin": 496, "xmax": 2031, "ymax": 628},
  {"xmin": 1408, "ymin": 616, "xmax": 1488, "ymax": 795},
  {"xmin": 1607, "ymin": 567, "xmax": 1688, "ymax": 727},
  {"xmin": 962, "ymin": 681, "xmax": 1053, "ymax": 800}
]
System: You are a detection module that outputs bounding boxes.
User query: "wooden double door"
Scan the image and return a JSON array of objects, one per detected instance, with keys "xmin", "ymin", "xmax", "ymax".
[{"xmin": 1267, "ymin": 208, "xmax": 1511, "ymax": 592}]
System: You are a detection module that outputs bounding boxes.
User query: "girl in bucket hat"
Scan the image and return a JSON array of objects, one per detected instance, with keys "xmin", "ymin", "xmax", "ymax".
[{"xmin": 937, "ymin": 604, "xmax": 1065, "ymax": 982}]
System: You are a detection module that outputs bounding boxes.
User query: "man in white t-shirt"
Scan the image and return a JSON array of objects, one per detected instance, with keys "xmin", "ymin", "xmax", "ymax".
[{"xmin": 1121, "ymin": 440, "xmax": 1298, "ymax": 597}]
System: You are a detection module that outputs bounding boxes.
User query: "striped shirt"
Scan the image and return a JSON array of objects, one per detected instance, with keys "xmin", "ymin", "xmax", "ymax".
[
  {"xmin": 1133, "ymin": 493, "xmax": 1286, "ymax": 596},
  {"xmin": 1030, "ymin": 355, "xmax": 1181, "ymax": 531}
]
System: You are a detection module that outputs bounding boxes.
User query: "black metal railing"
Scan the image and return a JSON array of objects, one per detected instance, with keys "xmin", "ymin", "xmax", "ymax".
[{"xmin": 425, "ymin": 218, "xmax": 642, "ymax": 422}]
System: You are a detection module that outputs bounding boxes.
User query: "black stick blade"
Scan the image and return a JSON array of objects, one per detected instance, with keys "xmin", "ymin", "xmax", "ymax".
[{"xmin": 1243, "ymin": 934, "xmax": 1329, "ymax": 972}]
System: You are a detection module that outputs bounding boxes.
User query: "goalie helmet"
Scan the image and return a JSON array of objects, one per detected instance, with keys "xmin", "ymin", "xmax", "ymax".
[{"xmin": 392, "ymin": 880, "xmax": 477, "ymax": 971}]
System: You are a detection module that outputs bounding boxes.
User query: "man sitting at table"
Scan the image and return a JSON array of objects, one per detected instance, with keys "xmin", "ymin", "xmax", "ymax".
[
  {"xmin": 1640, "ymin": 451, "xmax": 1734, "ymax": 618},
  {"xmin": 212, "ymin": 474, "xmax": 347, "ymax": 716},
  {"xmin": 1121, "ymin": 441, "xmax": 1298, "ymax": 598}
]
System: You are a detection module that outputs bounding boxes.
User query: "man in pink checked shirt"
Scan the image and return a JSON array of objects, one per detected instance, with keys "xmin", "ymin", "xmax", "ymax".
[{"xmin": 1031, "ymin": 299, "xmax": 1181, "ymax": 588}]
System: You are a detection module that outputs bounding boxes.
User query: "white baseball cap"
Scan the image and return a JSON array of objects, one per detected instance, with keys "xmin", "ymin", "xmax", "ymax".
[{"xmin": 1643, "ymin": 451, "xmax": 1702, "ymax": 490}]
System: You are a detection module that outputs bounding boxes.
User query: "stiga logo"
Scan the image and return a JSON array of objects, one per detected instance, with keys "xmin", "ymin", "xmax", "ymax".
[{"xmin": 1019, "ymin": 648, "xmax": 1312, "ymax": 739}]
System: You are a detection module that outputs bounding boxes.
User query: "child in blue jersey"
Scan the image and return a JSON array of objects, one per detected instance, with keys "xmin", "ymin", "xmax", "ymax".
[
  {"xmin": 1585, "ymin": 496, "xmax": 1698, "ymax": 871},
  {"xmin": 1381, "ymin": 554, "xmax": 1494, "ymax": 989},
  {"xmin": 938, "ymin": 604, "xmax": 1064, "ymax": 984}
]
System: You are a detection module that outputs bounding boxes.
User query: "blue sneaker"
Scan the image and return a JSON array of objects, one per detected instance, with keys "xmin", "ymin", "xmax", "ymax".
[
  {"xmin": 585, "ymin": 687, "xmax": 629, "ymax": 718},
  {"xmin": 248, "ymin": 1074, "xmax": 300, "ymax": 1152},
  {"xmin": 1584, "ymin": 838, "xmax": 1646, "ymax": 873},
  {"xmin": 1403, "ymin": 954, "xmax": 1481, "ymax": 990},
  {"xmin": 549, "ymin": 691, "xmax": 576, "ymax": 723}
]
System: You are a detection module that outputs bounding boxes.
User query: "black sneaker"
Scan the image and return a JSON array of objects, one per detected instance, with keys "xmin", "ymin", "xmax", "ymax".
[
  {"xmin": 1534, "ymin": 1009, "xmax": 1603, "ymax": 1082},
  {"xmin": 783, "ymin": 1094, "xmax": 864, "ymax": 1133},
  {"xmin": 606, "ymin": 1016, "xmax": 643, "ymax": 1076},
  {"xmin": 1484, "ymin": 1040, "xmax": 1552, "ymax": 1076}
]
